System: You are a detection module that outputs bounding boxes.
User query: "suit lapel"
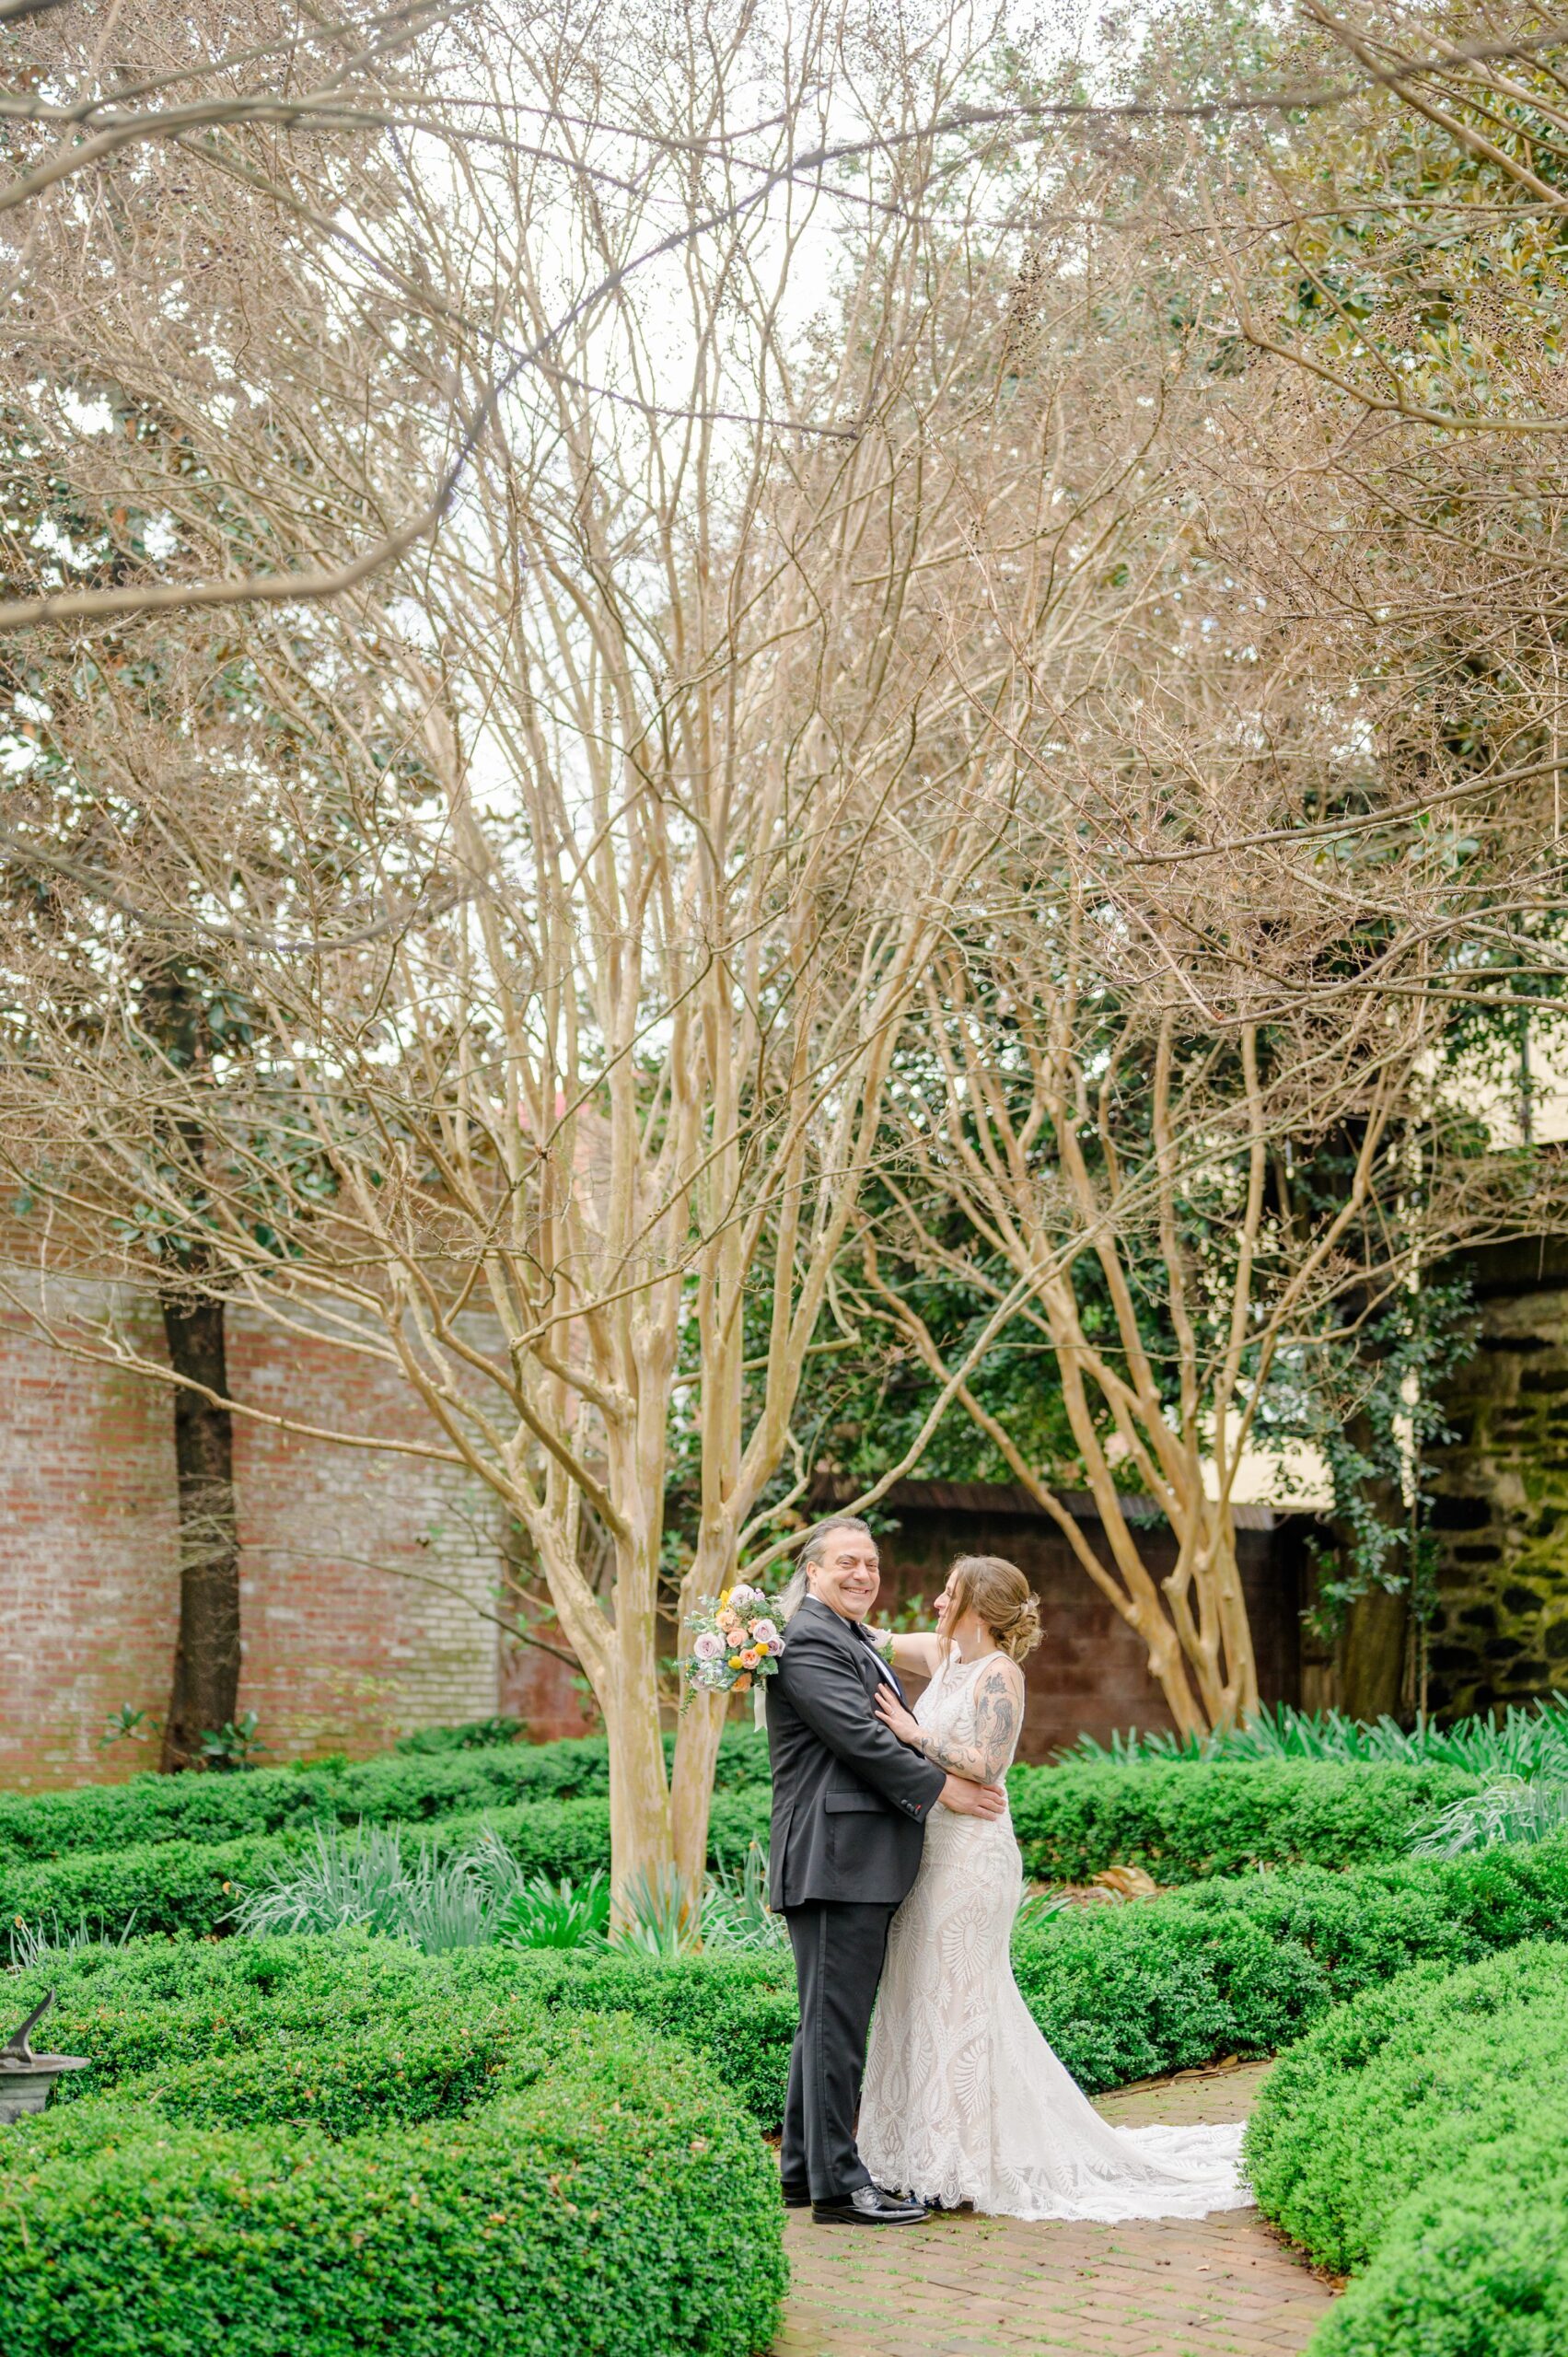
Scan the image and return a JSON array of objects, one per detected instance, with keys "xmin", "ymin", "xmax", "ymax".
[{"xmin": 797, "ymin": 1596, "xmax": 907, "ymax": 1702}]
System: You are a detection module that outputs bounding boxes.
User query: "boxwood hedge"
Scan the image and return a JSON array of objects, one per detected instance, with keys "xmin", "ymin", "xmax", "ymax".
[
  {"xmin": 0, "ymin": 1724, "xmax": 771, "ymax": 1865},
  {"xmin": 29, "ymin": 1826, "xmax": 1568, "ymax": 2148},
  {"xmin": 14, "ymin": 1933, "xmax": 799, "ymax": 2134},
  {"xmin": 1006, "ymin": 1758, "xmax": 1481, "ymax": 1886},
  {"xmin": 1, "ymin": 1939, "xmax": 784, "ymax": 2357},
  {"xmin": 1012, "ymin": 1831, "xmax": 1568, "ymax": 2093},
  {"xmin": 0, "ymin": 1786, "xmax": 773, "ymax": 1939},
  {"xmin": 1244, "ymin": 1941, "xmax": 1568, "ymax": 2356}
]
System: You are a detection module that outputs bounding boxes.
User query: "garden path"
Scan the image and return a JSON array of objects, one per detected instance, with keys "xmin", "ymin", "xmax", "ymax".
[{"xmin": 772, "ymin": 2061, "xmax": 1338, "ymax": 2357}]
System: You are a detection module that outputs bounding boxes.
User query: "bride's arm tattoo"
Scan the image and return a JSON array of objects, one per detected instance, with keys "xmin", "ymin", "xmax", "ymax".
[{"xmin": 916, "ymin": 1660, "xmax": 1023, "ymax": 1783}]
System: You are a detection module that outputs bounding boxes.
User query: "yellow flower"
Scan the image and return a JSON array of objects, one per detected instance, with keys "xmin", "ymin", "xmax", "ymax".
[{"xmin": 728, "ymin": 1654, "xmax": 744, "ymax": 1669}]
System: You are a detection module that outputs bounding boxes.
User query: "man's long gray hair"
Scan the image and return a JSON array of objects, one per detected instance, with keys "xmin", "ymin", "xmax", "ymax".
[{"xmin": 779, "ymin": 1515, "xmax": 876, "ymax": 1622}]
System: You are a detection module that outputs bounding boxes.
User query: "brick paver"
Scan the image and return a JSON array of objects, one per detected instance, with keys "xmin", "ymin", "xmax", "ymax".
[{"xmin": 772, "ymin": 2061, "xmax": 1337, "ymax": 2357}]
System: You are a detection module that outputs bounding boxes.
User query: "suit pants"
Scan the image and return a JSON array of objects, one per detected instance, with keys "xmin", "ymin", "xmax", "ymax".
[{"xmin": 781, "ymin": 1898, "xmax": 899, "ymax": 2200}]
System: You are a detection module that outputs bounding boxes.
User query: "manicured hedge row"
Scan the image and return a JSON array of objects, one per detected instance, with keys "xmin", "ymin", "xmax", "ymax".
[
  {"xmin": 2, "ymin": 1939, "xmax": 784, "ymax": 2357},
  {"xmin": 0, "ymin": 1724, "xmax": 772, "ymax": 1864},
  {"xmin": 21, "ymin": 1933, "xmax": 800, "ymax": 2137},
  {"xmin": 0, "ymin": 1786, "xmax": 773, "ymax": 1939},
  {"xmin": 1245, "ymin": 1943, "xmax": 1568, "ymax": 2356},
  {"xmin": 14, "ymin": 1934, "xmax": 540, "ymax": 2113},
  {"xmin": 18, "ymin": 1822, "xmax": 1568, "ymax": 2180},
  {"xmin": 1013, "ymin": 1831, "xmax": 1568, "ymax": 2094},
  {"xmin": 39, "ymin": 1825, "xmax": 1568, "ymax": 2136},
  {"xmin": 1006, "ymin": 1758, "xmax": 1481, "ymax": 1887}
]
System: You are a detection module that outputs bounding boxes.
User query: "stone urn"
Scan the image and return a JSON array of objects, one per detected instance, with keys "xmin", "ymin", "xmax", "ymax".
[{"xmin": 0, "ymin": 1991, "xmax": 89, "ymax": 2124}]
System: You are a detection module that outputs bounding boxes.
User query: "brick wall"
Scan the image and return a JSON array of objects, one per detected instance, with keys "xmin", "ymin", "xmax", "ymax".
[
  {"xmin": 817, "ymin": 1480, "xmax": 1307, "ymax": 1759},
  {"xmin": 3, "ymin": 1299, "xmax": 1314, "ymax": 1789},
  {"xmin": 0, "ymin": 1283, "xmax": 587, "ymax": 1789}
]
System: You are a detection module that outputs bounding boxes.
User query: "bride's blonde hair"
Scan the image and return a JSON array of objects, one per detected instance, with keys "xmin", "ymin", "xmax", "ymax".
[{"xmin": 944, "ymin": 1554, "xmax": 1042, "ymax": 1664}]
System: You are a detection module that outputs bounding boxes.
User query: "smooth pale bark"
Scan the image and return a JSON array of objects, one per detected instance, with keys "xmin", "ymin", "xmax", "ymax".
[{"xmin": 603, "ymin": 1678, "xmax": 677, "ymax": 1916}]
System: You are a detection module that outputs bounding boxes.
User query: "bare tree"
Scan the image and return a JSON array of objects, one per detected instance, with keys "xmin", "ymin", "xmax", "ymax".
[
  {"xmin": 0, "ymin": 0, "xmax": 1124, "ymax": 1887},
  {"xmin": 843, "ymin": 34, "xmax": 1568, "ymax": 1731}
]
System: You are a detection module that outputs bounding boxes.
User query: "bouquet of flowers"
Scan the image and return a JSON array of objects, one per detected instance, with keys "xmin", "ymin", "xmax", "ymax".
[{"xmin": 683, "ymin": 1583, "xmax": 787, "ymax": 1696}]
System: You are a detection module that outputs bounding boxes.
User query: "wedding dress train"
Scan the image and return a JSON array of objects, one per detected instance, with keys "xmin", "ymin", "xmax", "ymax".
[{"xmin": 858, "ymin": 1650, "xmax": 1253, "ymax": 2223}]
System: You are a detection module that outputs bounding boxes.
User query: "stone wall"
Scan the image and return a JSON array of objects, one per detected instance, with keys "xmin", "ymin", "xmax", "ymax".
[{"xmin": 1426, "ymin": 1237, "xmax": 1568, "ymax": 1717}]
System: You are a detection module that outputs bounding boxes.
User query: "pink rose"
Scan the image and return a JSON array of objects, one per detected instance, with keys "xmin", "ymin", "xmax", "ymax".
[
  {"xmin": 750, "ymin": 1619, "xmax": 779, "ymax": 1646},
  {"xmin": 693, "ymin": 1632, "xmax": 724, "ymax": 1662}
]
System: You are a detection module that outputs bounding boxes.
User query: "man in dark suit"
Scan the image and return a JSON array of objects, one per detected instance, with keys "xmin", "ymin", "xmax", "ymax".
[{"xmin": 767, "ymin": 1515, "xmax": 1007, "ymax": 2223}]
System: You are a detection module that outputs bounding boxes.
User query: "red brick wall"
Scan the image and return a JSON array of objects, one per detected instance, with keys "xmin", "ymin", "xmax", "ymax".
[
  {"xmin": 0, "ymin": 1298, "xmax": 181, "ymax": 1789},
  {"xmin": 862, "ymin": 1495, "xmax": 1306, "ymax": 1759},
  {"xmin": 0, "ymin": 1287, "xmax": 588, "ymax": 1789}
]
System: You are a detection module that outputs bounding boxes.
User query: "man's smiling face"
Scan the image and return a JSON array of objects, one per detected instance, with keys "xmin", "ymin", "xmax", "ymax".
[{"xmin": 807, "ymin": 1526, "xmax": 881, "ymax": 1621}]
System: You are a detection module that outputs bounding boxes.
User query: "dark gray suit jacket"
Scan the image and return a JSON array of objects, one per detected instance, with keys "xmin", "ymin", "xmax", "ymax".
[{"xmin": 766, "ymin": 1596, "xmax": 947, "ymax": 1907}]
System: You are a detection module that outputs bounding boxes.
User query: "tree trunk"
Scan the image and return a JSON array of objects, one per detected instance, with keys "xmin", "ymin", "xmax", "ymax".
[
  {"xmin": 1330, "ymin": 1402, "xmax": 1410, "ymax": 1724},
  {"xmin": 671, "ymin": 1684, "xmax": 730, "ymax": 1895},
  {"xmin": 602, "ymin": 1675, "xmax": 676, "ymax": 1918},
  {"xmin": 159, "ymin": 1295, "xmax": 241, "ymax": 1771},
  {"xmin": 1338, "ymin": 1585, "xmax": 1409, "ymax": 1723}
]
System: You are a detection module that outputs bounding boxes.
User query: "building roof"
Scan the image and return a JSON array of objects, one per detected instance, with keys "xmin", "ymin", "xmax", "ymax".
[{"xmin": 809, "ymin": 1475, "xmax": 1283, "ymax": 1532}]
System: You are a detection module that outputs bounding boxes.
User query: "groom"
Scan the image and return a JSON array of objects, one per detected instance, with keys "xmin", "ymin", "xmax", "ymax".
[{"xmin": 767, "ymin": 1515, "xmax": 1006, "ymax": 2224}]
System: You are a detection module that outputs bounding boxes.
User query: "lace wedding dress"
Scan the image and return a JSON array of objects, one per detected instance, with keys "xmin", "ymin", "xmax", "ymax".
[{"xmin": 858, "ymin": 1649, "xmax": 1253, "ymax": 2222}]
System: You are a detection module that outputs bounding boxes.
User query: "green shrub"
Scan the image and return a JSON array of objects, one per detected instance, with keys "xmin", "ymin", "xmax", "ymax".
[
  {"xmin": 0, "ymin": 1724, "xmax": 771, "ymax": 1865},
  {"xmin": 0, "ymin": 1939, "xmax": 784, "ymax": 2357},
  {"xmin": 2, "ymin": 2021, "xmax": 782, "ymax": 2357},
  {"xmin": 1, "ymin": 1786, "xmax": 772, "ymax": 1940},
  {"xmin": 5, "ymin": 1933, "xmax": 541, "ymax": 2102},
  {"xmin": 8, "ymin": 1930, "xmax": 797, "ymax": 2129},
  {"xmin": 1245, "ymin": 1941, "xmax": 1568, "ymax": 2273},
  {"xmin": 27, "ymin": 1827, "xmax": 1568, "ymax": 2145},
  {"xmin": 1245, "ymin": 1942, "xmax": 1568, "ymax": 2357},
  {"xmin": 1308, "ymin": 2156, "xmax": 1568, "ymax": 2357},
  {"xmin": 1012, "ymin": 1831, "xmax": 1568, "ymax": 2092},
  {"xmin": 392, "ymin": 1714, "xmax": 529, "ymax": 1754},
  {"xmin": 470, "ymin": 1945, "xmax": 798, "ymax": 2126},
  {"xmin": 1007, "ymin": 1758, "xmax": 1481, "ymax": 1886}
]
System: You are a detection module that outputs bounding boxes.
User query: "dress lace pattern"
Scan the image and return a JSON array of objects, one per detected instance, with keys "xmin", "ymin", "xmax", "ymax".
[{"xmin": 858, "ymin": 1651, "xmax": 1253, "ymax": 2222}]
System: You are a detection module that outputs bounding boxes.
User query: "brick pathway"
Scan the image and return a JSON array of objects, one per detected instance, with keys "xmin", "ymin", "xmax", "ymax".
[{"xmin": 772, "ymin": 2061, "xmax": 1338, "ymax": 2357}]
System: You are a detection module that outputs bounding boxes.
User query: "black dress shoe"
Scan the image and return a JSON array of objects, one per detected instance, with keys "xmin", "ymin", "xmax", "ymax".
[
  {"xmin": 812, "ymin": 2183, "xmax": 928, "ymax": 2225},
  {"xmin": 780, "ymin": 2179, "xmax": 811, "ymax": 2208}
]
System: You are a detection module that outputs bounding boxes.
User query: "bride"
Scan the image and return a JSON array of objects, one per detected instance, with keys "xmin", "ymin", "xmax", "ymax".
[{"xmin": 857, "ymin": 1553, "xmax": 1252, "ymax": 2223}]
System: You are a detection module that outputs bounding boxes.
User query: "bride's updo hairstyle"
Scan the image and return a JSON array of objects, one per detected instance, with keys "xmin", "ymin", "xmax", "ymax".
[{"xmin": 946, "ymin": 1555, "xmax": 1043, "ymax": 1664}]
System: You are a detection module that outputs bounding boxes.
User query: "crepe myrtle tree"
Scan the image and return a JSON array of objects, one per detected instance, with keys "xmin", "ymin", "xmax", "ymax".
[
  {"xmin": 0, "ymin": 1, "xmax": 1137, "ymax": 1898},
  {"xmin": 846, "ymin": 355, "xmax": 1568, "ymax": 1735}
]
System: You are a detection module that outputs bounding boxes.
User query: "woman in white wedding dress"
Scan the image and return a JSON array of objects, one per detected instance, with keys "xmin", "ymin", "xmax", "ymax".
[{"xmin": 857, "ymin": 1554, "xmax": 1252, "ymax": 2223}]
